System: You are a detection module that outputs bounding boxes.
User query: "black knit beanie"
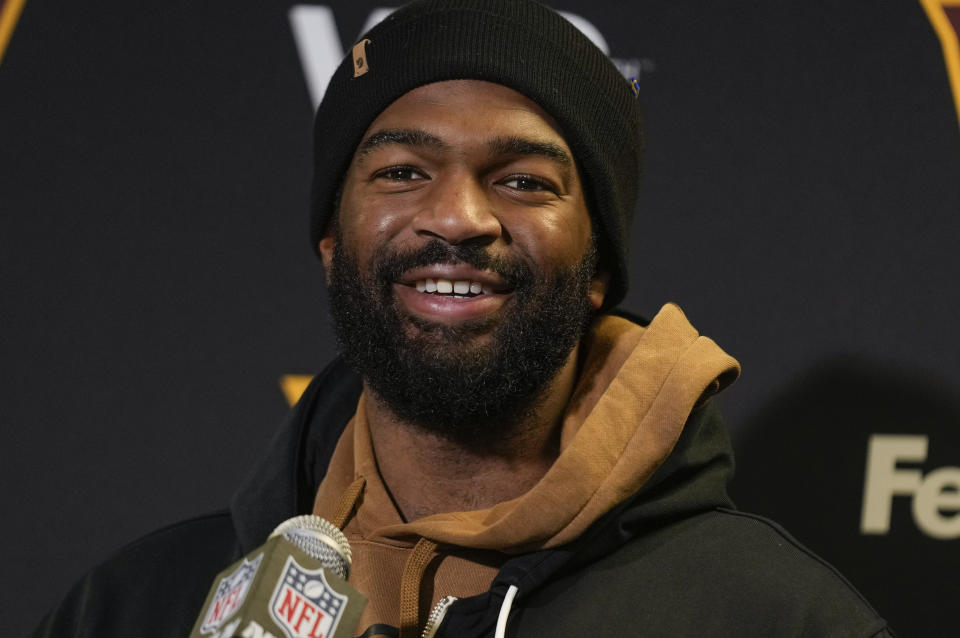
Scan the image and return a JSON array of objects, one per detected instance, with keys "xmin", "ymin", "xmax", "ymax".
[{"xmin": 310, "ymin": 0, "xmax": 643, "ymax": 309}]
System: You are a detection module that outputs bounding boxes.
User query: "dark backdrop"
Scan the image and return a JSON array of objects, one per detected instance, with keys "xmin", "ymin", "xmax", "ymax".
[{"xmin": 2, "ymin": 1, "xmax": 958, "ymax": 636}]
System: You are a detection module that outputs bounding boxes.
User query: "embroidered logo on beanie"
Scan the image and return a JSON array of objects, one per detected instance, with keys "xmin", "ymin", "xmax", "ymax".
[{"xmin": 352, "ymin": 39, "xmax": 371, "ymax": 78}]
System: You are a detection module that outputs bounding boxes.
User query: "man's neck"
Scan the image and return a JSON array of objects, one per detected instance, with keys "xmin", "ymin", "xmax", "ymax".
[{"xmin": 364, "ymin": 345, "xmax": 580, "ymax": 522}]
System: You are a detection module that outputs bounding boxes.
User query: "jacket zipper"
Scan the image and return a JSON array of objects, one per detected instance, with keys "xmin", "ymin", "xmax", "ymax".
[{"xmin": 420, "ymin": 595, "xmax": 458, "ymax": 638}]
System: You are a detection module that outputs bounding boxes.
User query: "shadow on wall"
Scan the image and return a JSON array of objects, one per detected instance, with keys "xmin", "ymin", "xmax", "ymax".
[{"xmin": 729, "ymin": 355, "xmax": 960, "ymax": 638}]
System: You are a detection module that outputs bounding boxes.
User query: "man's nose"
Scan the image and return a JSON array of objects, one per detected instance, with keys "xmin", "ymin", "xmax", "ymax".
[{"xmin": 412, "ymin": 173, "xmax": 502, "ymax": 245}]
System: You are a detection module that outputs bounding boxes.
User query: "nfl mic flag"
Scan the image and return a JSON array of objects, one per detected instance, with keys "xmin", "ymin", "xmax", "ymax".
[{"xmin": 189, "ymin": 520, "xmax": 366, "ymax": 638}]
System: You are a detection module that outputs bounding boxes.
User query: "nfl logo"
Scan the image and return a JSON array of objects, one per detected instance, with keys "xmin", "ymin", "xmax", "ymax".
[
  {"xmin": 269, "ymin": 556, "xmax": 348, "ymax": 638},
  {"xmin": 200, "ymin": 553, "xmax": 264, "ymax": 634}
]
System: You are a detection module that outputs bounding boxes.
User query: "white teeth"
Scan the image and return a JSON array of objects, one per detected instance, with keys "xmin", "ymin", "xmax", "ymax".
[{"xmin": 413, "ymin": 278, "xmax": 492, "ymax": 295}]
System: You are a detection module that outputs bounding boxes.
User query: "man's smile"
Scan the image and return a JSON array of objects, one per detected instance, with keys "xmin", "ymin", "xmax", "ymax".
[
  {"xmin": 414, "ymin": 278, "xmax": 490, "ymax": 295},
  {"xmin": 394, "ymin": 263, "xmax": 513, "ymax": 323}
]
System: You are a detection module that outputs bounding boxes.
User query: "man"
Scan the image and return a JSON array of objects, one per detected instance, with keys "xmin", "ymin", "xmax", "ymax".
[{"xmin": 36, "ymin": 1, "xmax": 893, "ymax": 636}]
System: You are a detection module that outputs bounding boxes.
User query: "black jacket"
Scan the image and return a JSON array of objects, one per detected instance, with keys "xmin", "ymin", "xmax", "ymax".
[{"xmin": 34, "ymin": 357, "xmax": 893, "ymax": 637}]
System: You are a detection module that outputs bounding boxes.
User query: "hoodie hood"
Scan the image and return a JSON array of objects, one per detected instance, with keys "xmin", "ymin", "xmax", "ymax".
[
  {"xmin": 311, "ymin": 304, "xmax": 740, "ymax": 554},
  {"xmin": 231, "ymin": 304, "xmax": 740, "ymax": 554}
]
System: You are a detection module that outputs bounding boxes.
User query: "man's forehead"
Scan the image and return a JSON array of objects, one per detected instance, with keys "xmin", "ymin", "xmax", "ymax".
[
  {"xmin": 353, "ymin": 80, "xmax": 574, "ymax": 162},
  {"xmin": 354, "ymin": 128, "xmax": 574, "ymax": 168}
]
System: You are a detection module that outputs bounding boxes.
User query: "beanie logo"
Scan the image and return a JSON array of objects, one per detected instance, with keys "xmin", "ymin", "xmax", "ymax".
[{"xmin": 352, "ymin": 38, "xmax": 371, "ymax": 78}]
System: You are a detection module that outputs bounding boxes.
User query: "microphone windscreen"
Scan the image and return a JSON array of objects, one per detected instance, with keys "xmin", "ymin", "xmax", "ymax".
[{"xmin": 270, "ymin": 515, "xmax": 352, "ymax": 580}]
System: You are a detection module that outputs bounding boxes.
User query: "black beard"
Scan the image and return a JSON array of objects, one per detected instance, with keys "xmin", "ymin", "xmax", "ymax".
[{"xmin": 327, "ymin": 235, "xmax": 597, "ymax": 448}]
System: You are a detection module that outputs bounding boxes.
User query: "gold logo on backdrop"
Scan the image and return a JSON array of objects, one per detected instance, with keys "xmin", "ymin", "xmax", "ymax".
[
  {"xmin": 353, "ymin": 38, "xmax": 372, "ymax": 78},
  {"xmin": 280, "ymin": 375, "xmax": 314, "ymax": 406},
  {"xmin": 920, "ymin": 0, "xmax": 960, "ymax": 129},
  {"xmin": 0, "ymin": 0, "xmax": 27, "ymax": 65}
]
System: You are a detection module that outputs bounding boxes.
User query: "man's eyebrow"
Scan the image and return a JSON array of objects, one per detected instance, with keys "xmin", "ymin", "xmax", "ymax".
[
  {"xmin": 487, "ymin": 136, "xmax": 573, "ymax": 166},
  {"xmin": 356, "ymin": 128, "xmax": 447, "ymax": 157}
]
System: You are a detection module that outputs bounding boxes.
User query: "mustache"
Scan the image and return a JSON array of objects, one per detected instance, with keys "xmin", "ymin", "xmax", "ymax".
[{"xmin": 373, "ymin": 240, "xmax": 532, "ymax": 289}]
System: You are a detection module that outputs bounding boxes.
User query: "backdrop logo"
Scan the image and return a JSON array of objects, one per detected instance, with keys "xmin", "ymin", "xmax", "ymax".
[
  {"xmin": 861, "ymin": 434, "xmax": 960, "ymax": 539},
  {"xmin": 288, "ymin": 4, "xmax": 653, "ymax": 109},
  {"xmin": 920, "ymin": 0, "xmax": 960, "ymax": 129},
  {"xmin": 0, "ymin": 0, "xmax": 26, "ymax": 65},
  {"xmin": 280, "ymin": 375, "xmax": 313, "ymax": 406}
]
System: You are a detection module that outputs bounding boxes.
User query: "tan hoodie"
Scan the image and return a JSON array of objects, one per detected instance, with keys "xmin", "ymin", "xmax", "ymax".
[{"xmin": 312, "ymin": 304, "xmax": 740, "ymax": 637}]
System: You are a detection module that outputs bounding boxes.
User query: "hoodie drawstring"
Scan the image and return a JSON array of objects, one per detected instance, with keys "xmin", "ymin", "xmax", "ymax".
[
  {"xmin": 324, "ymin": 475, "xmax": 519, "ymax": 637},
  {"xmin": 331, "ymin": 476, "xmax": 366, "ymax": 529},
  {"xmin": 399, "ymin": 537, "xmax": 439, "ymax": 638},
  {"xmin": 495, "ymin": 585, "xmax": 519, "ymax": 638}
]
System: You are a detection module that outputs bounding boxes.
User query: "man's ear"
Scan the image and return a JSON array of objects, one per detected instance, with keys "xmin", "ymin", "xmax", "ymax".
[
  {"xmin": 318, "ymin": 230, "xmax": 336, "ymax": 283},
  {"xmin": 588, "ymin": 270, "xmax": 610, "ymax": 310}
]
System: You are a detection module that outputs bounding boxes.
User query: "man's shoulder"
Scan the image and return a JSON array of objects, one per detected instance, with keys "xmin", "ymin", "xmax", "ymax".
[
  {"xmin": 34, "ymin": 511, "xmax": 241, "ymax": 638},
  {"xmin": 518, "ymin": 508, "xmax": 893, "ymax": 637},
  {"xmin": 660, "ymin": 508, "xmax": 880, "ymax": 604}
]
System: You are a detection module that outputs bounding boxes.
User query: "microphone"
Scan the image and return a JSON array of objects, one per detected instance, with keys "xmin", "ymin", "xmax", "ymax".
[{"xmin": 189, "ymin": 515, "xmax": 367, "ymax": 638}]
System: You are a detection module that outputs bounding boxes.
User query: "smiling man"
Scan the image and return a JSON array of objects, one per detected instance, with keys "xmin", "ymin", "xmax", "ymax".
[
  {"xmin": 322, "ymin": 81, "xmax": 601, "ymax": 462},
  {"xmin": 35, "ymin": 1, "xmax": 893, "ymax": 637}
]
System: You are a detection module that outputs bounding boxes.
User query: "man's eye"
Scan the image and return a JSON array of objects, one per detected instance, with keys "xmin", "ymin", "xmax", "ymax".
[
  {"xmin": 502, "ymin": 175, "xmax": 553, "ymax": 192},
  {"xmin": 375, "ymin": 166, "xmax": 424, "ymax": 181}
]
